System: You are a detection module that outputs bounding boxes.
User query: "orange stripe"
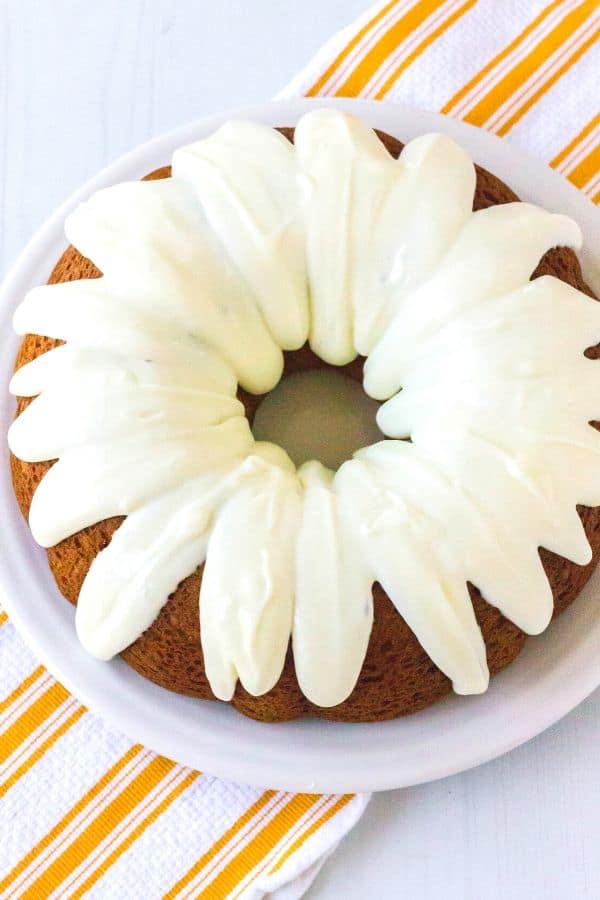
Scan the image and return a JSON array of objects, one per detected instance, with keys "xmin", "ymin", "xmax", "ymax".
[
  {"xmin": 203, "ymin": 794, "xmax": 323, "ymax": 899},
  {"xmin": 0, "ymin": 665, "xmax": 46, "ymax": 718},
  {"xmin": 333, "ymin": 0, "xmax": 449, "ymax": 98},
  {"xmin": 228, "ymin": 796, "xmax": 334, "ymax": 900},
  {"xmin": 17, "ymin": 755, "xmax": 177, "ymax": 899},
  {"xmin": 0, "ymin": 706, "xmax": 86, "ymax": 799},
  {"xmin": 163, "ymin": 790, "xmax": 278, "ymax": 899},
  {"xmin": 442, "ymin": 0, "xmax": 568, "ymax": 114},
  {"xmin": 60, "ymin": 768, "xmax": 185, "ymax": 894},
  {"xmin": 0, "ymin": 611, "xmax": 8, "ymax": 627},
  {"xmin": 551, "ymin": 112, "xmax": 600, "ymax": 168},
  {"xmin": 0, "ymin": 745, "xmax": 144, "ymax": 895},
  {"xmin": 1, "ymin": 699, "xmax": 76, "ymax": 774},
  {"xmin": 306, "ymin": 0, "xmax": 399, "ymax": 96},
  {"xmin": 584, "ymin": 172, "xmax": 600, "ymax": 196},
  {"xmin": 268, "ymin": 794, "xmax": 353, "ymax": 876},
  {"xmin": 68, "ymin": 770, "xmax": 198, "ymax": 900},
  {"xmin": 592, "ymin": 187, "xmax": 600, "ymax": 204},
  {"xmin": 454, "ymin": 2, "xmax": 598, "ymax": 131},
  {"xmin": 561, "ymin": 138, "xmax": 600, "ymax": 189},
  {"xmin": 0, "ymin": 680, "xmax": 71, "ymax": 765},
  {"xmin": 495, "ymin": 18, "xmax": 599, "ymax": 136},
  {"xmin": 375, "ymin": 0, "xmax": 476, "ymax": 99}
]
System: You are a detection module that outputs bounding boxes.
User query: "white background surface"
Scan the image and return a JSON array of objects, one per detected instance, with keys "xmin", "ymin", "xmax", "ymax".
[{"xmin": 1, "ymin": 3, "xmax": 598, "ymax": 899}]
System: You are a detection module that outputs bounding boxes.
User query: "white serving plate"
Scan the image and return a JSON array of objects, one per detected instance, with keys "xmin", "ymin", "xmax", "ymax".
[{"xmin": 1, "ymin": 98, "xmax": 600, "ymax": 794}]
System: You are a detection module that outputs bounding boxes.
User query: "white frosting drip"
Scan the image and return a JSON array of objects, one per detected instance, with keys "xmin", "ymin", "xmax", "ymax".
[
  {"xmin": 9, "ymin": 109, "xmax": 600, "ymax": 707},
  {"xmin": 294, "ymin": 462, "xmax": 373, "ymax": 706},
  {"xmin": 201, "ymin": 443, "xmax": 300, "ymax": 700}
]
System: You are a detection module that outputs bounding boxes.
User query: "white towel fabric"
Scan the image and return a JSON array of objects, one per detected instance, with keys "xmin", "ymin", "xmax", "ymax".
[{"xmin": 0, "ymin": 619, "xmax": 369, "ymax": 899}]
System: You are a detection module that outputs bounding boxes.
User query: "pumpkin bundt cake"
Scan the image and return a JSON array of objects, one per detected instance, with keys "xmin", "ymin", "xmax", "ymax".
[{"xmin": 9, "ymin": 110, "xmax": 600, "ymax": 722}]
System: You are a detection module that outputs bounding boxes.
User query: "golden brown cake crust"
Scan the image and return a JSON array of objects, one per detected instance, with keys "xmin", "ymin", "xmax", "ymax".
[{"xmin": 10, "ymin": 129, "xmax": 600, "ymax": 722}]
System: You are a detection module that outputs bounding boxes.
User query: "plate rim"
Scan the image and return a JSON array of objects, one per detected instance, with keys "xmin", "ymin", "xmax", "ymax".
[{"xmin": 1, "ymin": 96, "xmax": 600, "ymax": 793}]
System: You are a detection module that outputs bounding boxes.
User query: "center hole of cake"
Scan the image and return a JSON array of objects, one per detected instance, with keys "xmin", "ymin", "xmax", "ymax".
[{"xmin": 252, "ymin": 369, "xmax": 382, "ymax": 470}]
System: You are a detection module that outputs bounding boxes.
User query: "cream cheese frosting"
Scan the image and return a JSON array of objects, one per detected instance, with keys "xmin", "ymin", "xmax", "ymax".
[{"xmin": 9, "ymin": 109, "xmax": 600, "ymax": 707}]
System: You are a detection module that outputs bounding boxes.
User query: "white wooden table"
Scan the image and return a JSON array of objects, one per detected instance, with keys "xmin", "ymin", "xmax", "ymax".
[{"xmin": 2, "ymin": 3, "xmax": 599, "ymax": 898}]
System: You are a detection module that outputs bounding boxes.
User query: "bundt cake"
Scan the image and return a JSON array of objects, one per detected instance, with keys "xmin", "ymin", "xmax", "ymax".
[{"xmin": 8, "ymin": 110, "xmax": 600, "ymax": 722}]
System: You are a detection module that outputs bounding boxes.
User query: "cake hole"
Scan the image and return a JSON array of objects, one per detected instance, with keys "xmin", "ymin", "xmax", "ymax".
[{"xmin": 252, "ymin": 369, "xmax": 381, "ymax": 470}]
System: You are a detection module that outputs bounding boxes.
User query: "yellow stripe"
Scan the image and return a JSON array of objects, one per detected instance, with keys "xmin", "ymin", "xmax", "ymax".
[
  {"xmin": 551, "ymin": 113, "xmax": 600, "ymax": 169},
  {"xmin": 560, "ymin": 137, "xmax": 600, "ymax": 189},
  {"xmin": 0, "ymin": 680, "xmax": 71, "ymax": 765},
  {"xmin": 447, "ymin": 1, "xmax": 597, "ymax": 130},
  {"xmin": 583, "ymin": 175, "xmax": 600, "ymax": 202},
  {"xmin": 442, "ymin": 0, "xmax": 578, "ymax": 115},
  {"xmin": 583, "ymin": 172, "xmax": 600, "ymax": 197},
  {"xmin": 332, "ymin": 0, "xmax": 450, "ymax": 98},
  {"xmin": 0, "ymin": 706, "xmax": 86, "ymax": 800},
  {"xmin": 0, "ymin": 665, "xmax": 46, "ymax": 718},
  {"xmin": 0, "ymin": 745, "xmax": 144, "ymax": 895},
  {"xmin": 306, "ymin": 0, "xmax": 399, "ymax": 96},
  {"xmin": 228, "ymin": 796, "xmax": 334, "ymax": 900},
  {"xmin": 202, "ymin": 794, "xmax": 323, "ymax": 899},
  {"xmin": 375, "ymin": 0, "xmax": 477, "ymax": 99},
  {"xmin": 268, "ymin": 794, "xmax": 353, "ymax": 876},
  {"xmin": 494, "ymin": 16, "xmax": 599, "ymax": 136},
  {"xmin": 17, "ymin": 755, "xmax": 177, "ymax": 899},
  {"xmin": 164, "ymin": 790, "xmax": 278, "ymax": 899},
  {"xmin": 67, "ymin": 770, "xmax": 198, "ymax": 899}
]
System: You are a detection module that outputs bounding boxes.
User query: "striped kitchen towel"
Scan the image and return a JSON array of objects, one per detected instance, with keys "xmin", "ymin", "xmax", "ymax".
[
  {"xmin": 1, "ymin": 1, "xmax": 598, "ymax": 898},
  {"xmin": 284, "ymin": 0, "xmax": 599, "ymax": 200}
]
